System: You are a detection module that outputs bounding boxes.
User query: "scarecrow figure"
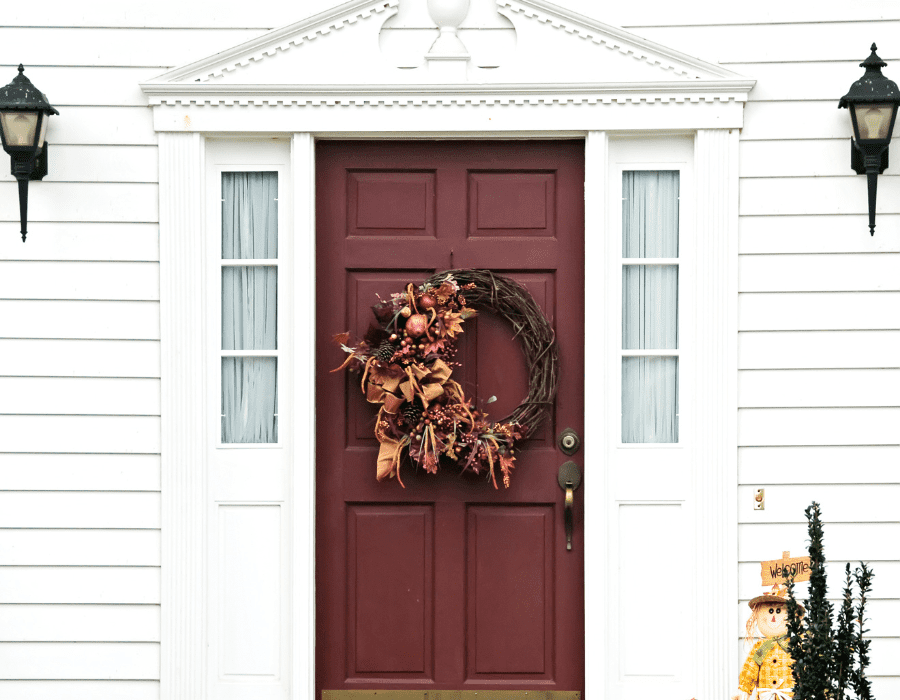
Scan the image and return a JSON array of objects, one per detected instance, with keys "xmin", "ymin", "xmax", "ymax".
[{"xmin": 733, "ymin": 584, "xmax": 803, "ymax": 700}]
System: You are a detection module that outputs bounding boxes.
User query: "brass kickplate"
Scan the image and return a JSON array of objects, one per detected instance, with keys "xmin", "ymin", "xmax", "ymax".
[{"xmin": 324, "ymin": 692, "xmax": 581, "ymax": 700}]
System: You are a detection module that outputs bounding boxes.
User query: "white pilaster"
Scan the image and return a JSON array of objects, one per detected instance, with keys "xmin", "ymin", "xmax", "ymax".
[
  {"xmin": 159, "ymin": 132, "xmax": 207, "ymax": 700},
  {"xmin": 693, "ymin": 127, "xmax": 740, "ymax": 700}
]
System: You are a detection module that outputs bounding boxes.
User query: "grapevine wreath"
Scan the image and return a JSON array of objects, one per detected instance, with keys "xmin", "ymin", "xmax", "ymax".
[{"xmin": 333, "ymin": 269, "xmax": 558, "ymax": 488}]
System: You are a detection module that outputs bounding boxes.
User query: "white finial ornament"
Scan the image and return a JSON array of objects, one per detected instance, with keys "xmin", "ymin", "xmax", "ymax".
[{"xmin": 427, "ymin": 0, "xmax": 471, "ymax": 56}]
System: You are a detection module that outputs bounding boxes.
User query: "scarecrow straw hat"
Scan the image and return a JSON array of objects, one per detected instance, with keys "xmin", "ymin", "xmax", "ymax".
[{"xmin": 749, "ymin": 583, "xmax": 806, "ymax": 613}]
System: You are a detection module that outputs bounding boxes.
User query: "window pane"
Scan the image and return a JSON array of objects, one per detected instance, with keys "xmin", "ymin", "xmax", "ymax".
[
  {"xmin": 222, "ymin": 267, "xmax": 277, "ymax": 350},
  {"xmin": 623, "ymin": 171, "xmax": 679, "ymax": 258},
  {"xmin": 222, "ymin": 357, "xmax": 278, "ymax": 443},
  {"xmin": 222, "ymin": 172, "xmax": 278, "ymax": 259},
  {"xmin": 622, "ymin": 357, "xmax": 678, "ymax": 443},
  {"xmin": 623, "ymin": 265, "xmax": 678, "ymax": 349}
]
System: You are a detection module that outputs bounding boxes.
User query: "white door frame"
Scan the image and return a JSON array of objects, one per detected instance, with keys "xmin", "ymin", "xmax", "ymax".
[
  {"xmin": 147, "ymin": 7, "xmax": 749, "ymax": 695},
  {"xmin": 158, "ymin": 126, "xmax": 739, "ymax": 700}
]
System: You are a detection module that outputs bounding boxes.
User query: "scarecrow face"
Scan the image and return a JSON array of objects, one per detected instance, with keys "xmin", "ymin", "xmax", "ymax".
[{"xmin": 757, "ymin": 603, "xmax": 788, "ymax": 637}]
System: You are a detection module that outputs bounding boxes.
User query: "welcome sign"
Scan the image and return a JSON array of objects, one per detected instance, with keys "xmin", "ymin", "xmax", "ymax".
[{"xmin": 761, "ymin": 551, "xmax": 812, "ymax": 586}]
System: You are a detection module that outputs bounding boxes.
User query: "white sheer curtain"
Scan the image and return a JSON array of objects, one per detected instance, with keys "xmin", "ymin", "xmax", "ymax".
[
  {"xmin": 622, "ymin": 171, "xmax": 679, "ymax": 443},
  {"xmin": 221, "ymin": 172, "xmax": 278, "ymax": 443}
]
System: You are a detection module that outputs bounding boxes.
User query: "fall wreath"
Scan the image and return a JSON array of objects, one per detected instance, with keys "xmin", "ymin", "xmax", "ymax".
[{"xmin": 333, "ymin": 269, "xmax": 558, "ymax": 488}]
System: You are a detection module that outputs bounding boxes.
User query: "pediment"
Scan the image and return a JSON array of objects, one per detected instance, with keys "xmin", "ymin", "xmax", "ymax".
[{"xmin": 142, "ymin": 0, "xmax": 753, "ymax": 101}]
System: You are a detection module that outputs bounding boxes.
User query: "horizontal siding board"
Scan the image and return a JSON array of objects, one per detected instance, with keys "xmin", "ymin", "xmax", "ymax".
[
  {"xmin": 740, "ymin": 139, "xmax": 878, "ymax": 179},
  {"xmin": 739, "ymin": 292, "xmax": 900, "ymax": 331},
  {"xmin": 46, "ymin": 107, "xmax": 157, "ymax": 146},
  {"xmin": 862, "ymin": 678, "xmax": 900, "ymax": 697},
  {"xmin": 624, "ymin": 5, "xmax": 900, "ymax": 26},
  {"xmin": 0, "ymin": 223, "xmax": 159, "ymax": 262},
  {"xmin": 739, "ymin": 331, "xmax": 900, "ymax": 370},
  {"xmin": 739, "ymin": 446, "xmax": 900, "ymax": 484},
  {"xmin": 0, "ymin": 530, "xmax": 159, "ymax": 566},
  {"xmin": 0, "ymin": 680, "xmax": 158, "ymax": 700},
  {"xmin": 0, "ymin": 66, "xmax": 160, "ymax": 107},
  {"xmin": 0, "ymin": 183, "xmax": 158, "ymax": 224},
  {"xmin": 740, "ymin": 254, "xmax": 900, "ymax": 293},
  {"xmin": 0, "ymin": 301, "xmax": 159, "ymax": 340},
  {"xmin": 740, "ymin": 561, "xmax": 900, "ymax": 600},
  {"xmin": 739, "ymin": 522, "xmax": 900, "ymax": 561},
  {"xmin": 0, "ymin": 604, "xmax": 159, "ymax": 642},
  {"xmin": 738, "ymin": 407, "xmax": 900, "ymax": 446},
  {"xmin": 735, "ymin": 600, "xmax": 899, "ymax": 637},
  {"xmin": 0, "ymin": 567, "xmax": 160, "ymax": 604},
  {"xmin": 0, "ymin": 416, "xmax": 160, "ymax": 453},
  {"xmin": 0, "ymin": 377, "xmax": 160, "ymax": 415},
  {"xmin": 0, "ymin": 642, "xmax": 158, "ymax": 680},
  {"xmin": 0, "ymin": 454, "xmax": 159, "ymax": 491},
  {"xmin": 738, "ymin": 484, "xmax": 899, "ymax": 523},
  {"xmin": 0, "ymin": 340, "xmax": 161, "ymax": 378},
  {"xmin": 0, "ymin": 492, "xmax": 160, "ymax": 529},
  {"xmin": 735, "ymin": 61, "xmax": 889, "ymax": 102},
  {"xmin": 633, "ymin": 22, "xmax": 900, "ymax": 63},
  {"xmin": 0, "ymin": 146, "xmax": 158, "ymax": 185},
  {"xmin": 740, "ymin": 215, "xmax": 900, "ymax": 255},
  {"xmin": 3, "ymin": 3, "xmax": 307, "ymax": 27},
  {"xmin": 739, "ymin": 369, "xmax": 900, "ymax": 408},
  {"xmin": 742, "ymin": 101, "xmax": 859, "ymax": 141},
  {"xmin": 741, "ymin": 176, "xmax": 900, "ymax": 216},
  {"xmin": 0, "ymin": 262, "xmax": 159, "ymax": 301},
  {"xmin": 0, "ymin": 27, "xmax": 262, "ymax": 67}
]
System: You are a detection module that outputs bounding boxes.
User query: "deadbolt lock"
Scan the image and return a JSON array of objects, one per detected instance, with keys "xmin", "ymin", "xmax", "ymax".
[{"xmin": 558, "ymin": 428, "xmax": 581, "ymax": 455}]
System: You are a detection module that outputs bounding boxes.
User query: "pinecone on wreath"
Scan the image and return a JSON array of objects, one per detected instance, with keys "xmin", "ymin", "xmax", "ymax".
[
  {"xmin": 375, "ymin": 340, "xmax": 396, "ymax": 363},
  {"xmin": 401, "ymin": 400, "xmax": 423, "ymax": 427}
]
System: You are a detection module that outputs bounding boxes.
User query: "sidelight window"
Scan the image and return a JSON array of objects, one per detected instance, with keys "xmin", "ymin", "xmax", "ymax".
[
  {"xmin": 220, "ymin": 171, "xmax": 279, "ymax": 443},
  {"xmin": 621, "ymin": 170, "xmax": 679, "ymax": 443}
]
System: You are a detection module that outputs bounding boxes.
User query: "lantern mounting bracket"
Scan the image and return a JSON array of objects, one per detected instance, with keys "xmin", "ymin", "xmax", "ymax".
[{"xmin": 850, "ymin": 139, "xmax": 888, "ymax": 175}]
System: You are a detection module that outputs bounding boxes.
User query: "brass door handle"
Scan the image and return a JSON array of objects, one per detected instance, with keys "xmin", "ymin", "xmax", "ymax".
[{"xmin": 557, "ymin": 461, "xmax": 582, "ymax": 551}]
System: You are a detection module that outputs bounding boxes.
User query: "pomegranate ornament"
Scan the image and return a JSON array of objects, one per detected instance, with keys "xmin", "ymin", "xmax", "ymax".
[{"xmin": 405, "ymin": 313, "xmax": 429, "ymax": 338}]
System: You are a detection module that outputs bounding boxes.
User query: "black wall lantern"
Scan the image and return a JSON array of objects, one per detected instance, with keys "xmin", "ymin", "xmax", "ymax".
[
  {"xmin": 0, "ymin": 65, "xmax": 58, "ymax": 242},
  {"xmin": 839, "ymin": 45, "xmax": 900, "ymax": 236}
]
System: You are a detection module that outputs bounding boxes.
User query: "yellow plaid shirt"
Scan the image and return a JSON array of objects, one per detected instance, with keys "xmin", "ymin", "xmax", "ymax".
[{"xmin": 738, "ymin": 636, "xmax": 795, "ymax": 696}]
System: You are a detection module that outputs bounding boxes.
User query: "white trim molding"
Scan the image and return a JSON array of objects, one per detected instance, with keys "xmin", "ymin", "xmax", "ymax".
[
  {"xmin": 693, "ymin": 128, "xmax": 741, "ymax": 699},
  {"xmin": 159, "ymin": 132, "xmax": 207, "ymax": 700}
]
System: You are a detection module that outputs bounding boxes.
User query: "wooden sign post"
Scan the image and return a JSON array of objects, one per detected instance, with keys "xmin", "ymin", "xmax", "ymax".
[{"xmin": 761, "ymin": 551, "xmax": 812, "ymax": 586}]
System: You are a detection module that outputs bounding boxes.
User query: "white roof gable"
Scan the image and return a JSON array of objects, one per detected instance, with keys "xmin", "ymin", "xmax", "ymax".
[{"xmin": 142, "ymin": 0, "xmax": 753, "ymax": 97}]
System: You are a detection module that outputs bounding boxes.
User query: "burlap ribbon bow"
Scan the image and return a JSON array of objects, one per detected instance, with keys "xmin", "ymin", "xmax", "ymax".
[
  {"xmin": 365, "ymin": 359, "xmax": 453, "ymax": 414},
  {"xmin": 367, "ymin": 359, "xmax": 455, "ymax": 483}
]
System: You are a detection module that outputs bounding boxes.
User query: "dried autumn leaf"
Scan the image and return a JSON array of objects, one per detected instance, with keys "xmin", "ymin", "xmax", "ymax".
[
  {"xmin": 499, "ymin": 452, "xmax": 515, "ymax": 489},
  {"xmin": 433, "ymin": 281, "xmax": 458, "ymax": 303},
  {"xmin": 441, "ymin": 311, "xmax": 465, "ymax": 338},
  {"xmin": 332, "ymin": 331, "xmax": 351, "ymax": 345}
]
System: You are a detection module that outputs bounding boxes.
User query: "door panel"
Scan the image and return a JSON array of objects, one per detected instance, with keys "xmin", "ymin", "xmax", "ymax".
[{"xmin": 316, "ymin": 141, "xmax": 585, "ymax": 695}]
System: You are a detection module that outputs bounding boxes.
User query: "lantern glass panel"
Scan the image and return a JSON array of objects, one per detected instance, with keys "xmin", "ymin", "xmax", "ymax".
[
  {"xmin": 852, "ymin": 103, "xmax": 896, "ymax": 141},
  {"xmin": 37, "ymin": 114, "xmax": 48, "ymax": 148},
  {"xmin": 0, "ymin": 111, "xmax": 39, "ymax": 147}
]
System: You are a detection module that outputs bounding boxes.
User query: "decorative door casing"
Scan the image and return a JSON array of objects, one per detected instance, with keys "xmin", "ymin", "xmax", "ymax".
[
  {"xmin": 148, "ymin": 3, "xmax": 748, "ymax": 698},
  {"xmin": 158, "ymin": 128, "xmax": 739, "ymax": 700}
]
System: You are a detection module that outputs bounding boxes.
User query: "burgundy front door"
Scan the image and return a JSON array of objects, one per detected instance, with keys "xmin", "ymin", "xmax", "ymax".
[{"xmin": 315, "ymin": 141, "xmax": 585, "ymax": 696}]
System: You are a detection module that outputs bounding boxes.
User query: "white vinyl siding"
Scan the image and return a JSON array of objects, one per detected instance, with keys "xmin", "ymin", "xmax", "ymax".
[
  {"xmin": 0, "ymin": 2, "xmax": 897, "ymax": 699},
  {"xmin": 0, "ymin": 11, "xmax": 295, "ymax": 700},
  {"xmin": 629, "ymin": 11, "xmax": 900, "ymax": 699}
]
